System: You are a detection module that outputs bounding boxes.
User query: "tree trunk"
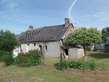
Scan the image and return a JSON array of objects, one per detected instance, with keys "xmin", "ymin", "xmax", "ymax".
[
  {"xmin": 94, "ymin": 44, "xmax": 97, "ymax": 51},
  {"xmin": 60, "ymin": 53, "xmax": 62, "ymax": 64},
  {"xmin": 83, "ymin": 45, "xmax": 87, "ymax": 62}
]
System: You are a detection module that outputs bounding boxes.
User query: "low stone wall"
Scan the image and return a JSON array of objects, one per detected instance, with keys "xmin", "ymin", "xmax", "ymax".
[{"xmin": 68, "ymin": 48, "xmax": 84, "ymax": 59}]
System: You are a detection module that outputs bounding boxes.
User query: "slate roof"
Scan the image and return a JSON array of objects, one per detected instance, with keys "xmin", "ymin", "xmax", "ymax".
[
  {"xmin": 18, "ymin": 28, "xmax": 44, "ymax": 43},
  {"xmin": 15, "ymin": 34, "xmax": 22, "ymax": 41},
  {"xmin": 17, "ymin": 24, "xmax": 71, "ymax": 43}
]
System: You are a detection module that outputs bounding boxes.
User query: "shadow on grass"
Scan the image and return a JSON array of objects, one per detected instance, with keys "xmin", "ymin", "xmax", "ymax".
[{"xmin": 88, "ymin": 52, "xmax": 109, "ymax": 59}]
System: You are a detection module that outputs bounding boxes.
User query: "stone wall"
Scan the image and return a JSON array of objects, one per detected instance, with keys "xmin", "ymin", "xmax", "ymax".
[
  {"xmin": 68, "ymin": 48, "xmax": 84, "ymax": 59},
  {"xmin": 13, "ymin": 41, "xmax": 61, "ymax": 57},
  {"xmin": 36, "ymin": 41, "xmax": 61, "ymax": 57}
]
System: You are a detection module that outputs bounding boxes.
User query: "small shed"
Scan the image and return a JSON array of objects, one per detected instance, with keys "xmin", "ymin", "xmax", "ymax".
[{"xmin": 68, "ymin": 48, "xmax": 84, "ymax": 59}]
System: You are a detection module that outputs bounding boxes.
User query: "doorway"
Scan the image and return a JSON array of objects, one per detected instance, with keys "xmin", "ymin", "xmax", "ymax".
[
  {"xmin": 64, "ymin": 49, "xmax": 69, "ymax": 59},
  {"xmin": 39, "ymin": 45, "xmax": 42, "ymax": 56}
]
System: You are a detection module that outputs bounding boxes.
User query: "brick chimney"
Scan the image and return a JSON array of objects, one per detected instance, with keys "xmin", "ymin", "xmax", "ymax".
[
  {"xmin": 29, "ymin": 26, "xmax": 34, "ymax": 30},
  {"xmin": 65, "ymin": 18, "xmax": 70, "ymax": 27}
]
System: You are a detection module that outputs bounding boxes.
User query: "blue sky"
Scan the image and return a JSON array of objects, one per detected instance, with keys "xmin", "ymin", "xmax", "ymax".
[{"xmin": 0, "ymin": 0, "xmax": 109, "ymax": 34}]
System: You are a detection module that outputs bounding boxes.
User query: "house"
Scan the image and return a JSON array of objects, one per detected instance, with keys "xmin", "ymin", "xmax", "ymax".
[
  {"xmin": 105, "ymin": 38, "xmax": 109, "ymax": 53},
  {"xmin": 13, "ymin": 18, "xmax": 84, "ymax": 59},
  {"xmin": 96, "ymin": 44, "xmax": 104, "ymax": 51}
]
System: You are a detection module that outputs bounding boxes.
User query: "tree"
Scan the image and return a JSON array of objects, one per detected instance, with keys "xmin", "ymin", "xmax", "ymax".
[
  {"xmin": 64, "ymin": 27, "xmax": 102, "ymax": 61},
  {"xmin": 101, "ymin": 27, "xmax": 109, "ymax": 42},
  {"xmin": 0, "ymin": 30, "xmax": 19, "ymax": 52}
]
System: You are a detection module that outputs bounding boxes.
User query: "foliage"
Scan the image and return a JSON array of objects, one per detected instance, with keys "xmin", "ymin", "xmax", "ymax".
[
  {"xmin": 0, "ymin": 51, "xmax": 12, "ymax": 61},
  {"xmin": 2, "ymin": 52, "xmax": 14, "ymax": 66},
  {"xmin": 0, "ymin": 52, "xmax": 109, "ymax": 82},
  {"xmin": 16, "ymin": 53, "xmax": 31, "ymax": 67},
  {"xmin": 64, "ymin": 27, "xmax": 102, "ymax": 61},
  {"xmin": 69, "ymin": 61, "xmax": 85, "ymax": 69},
  {"xmin": 64, "ymin": 27, "xmax": 102, "ymax": 47},
  {"xmin": 13, "ymin": 57, "xmax": 18, "ymax": 65},
  {"xmin": 28, "ymin": 50, "xmax": 41, "ymax": 66},
  {"xmin": 0, "ymin": 30, "xmax": 19, "ymax": 52},
  {"xmin": 0, "ymin": 50, "xmax": 5, "ymax": 61},
  {"xmin": 56, "ymin": 60, "xmax": 97, "ymax": 70},
  {"xmin": 16, "ymin": 50, "xmax": 41, "ymax": 67},
  {"xmin": 85, "ymin": 46, "xmax": 91, "ymax": 51},
  {"xmin": 101, "ymin": 27, "xmax": 109, "ymax": 42}
]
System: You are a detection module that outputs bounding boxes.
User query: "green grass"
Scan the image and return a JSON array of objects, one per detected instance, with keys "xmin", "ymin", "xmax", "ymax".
[
  {"xmin": 87, "ymin": 51, "xmax": 109, "ymax": 70},
  {"xmin": 0, "ymin": 52, "xmax": 109, "ymax": 82}
]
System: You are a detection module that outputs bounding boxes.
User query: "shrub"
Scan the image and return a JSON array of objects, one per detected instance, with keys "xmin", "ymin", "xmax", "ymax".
[
  {"xmin": 0, "ymin": 30, "xmax": 19, "ymax": 52},
  {"xmin": 56, "ymin": 60, "xmax": 97, "ymax": 70},
  {"xmin": 2, "ymin": 53, "xmax": 14, "ymax": 66},
  {"xmin": 69, "ymin": 61, "xmax": 85, "ymax": 69},
  {"xmin": 0, "ymin": 51, "xmax": 12, "ymax": 61},
  {"xmin": 56, "ymin": 59, "xmax": 69, "ymax": 70},
  {"xmin": 56, "ymin": 63, "xmax": 63, "ymax": 70},
  {"xmin": 13, "ymin": 57, "xmax": 18, "ymax": 65},
  {"xmin": 16, "ymin": 53, "xmax": 31, "ymax": 67},
  {"xmin": 28, "ymin": 50, "xmax": 41, "ymax": 66},
  {"xmin": 16, "ymin": 50, "xmax": 41, "ymax": 67},
  {"xmin": 0, "ymin": 50, "xmax": 5, "ymax": 61},
  {"xmin": 61, "ymin": 60, "xmax": 69, "ymax": 69}
]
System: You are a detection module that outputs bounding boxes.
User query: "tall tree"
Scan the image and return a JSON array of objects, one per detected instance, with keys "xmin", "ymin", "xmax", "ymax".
[
  {"xmin": 64, "ymin": 27, "xmax": 102, "ymax": 61},
  {"xmin": 102, "ymin": 27, "xmax": 109, "ymax": 42},
  {"xmin": 0, "ymin": 30, "xmax": 19, "ymax": 52}
]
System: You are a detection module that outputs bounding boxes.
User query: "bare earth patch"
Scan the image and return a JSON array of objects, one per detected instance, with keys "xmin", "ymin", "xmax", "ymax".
[{"xmin": 63, "ymin": 69, "xmax": 109, "ymax": 82}]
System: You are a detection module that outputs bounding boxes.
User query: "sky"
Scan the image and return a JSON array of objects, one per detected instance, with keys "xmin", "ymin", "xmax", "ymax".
[{"xmin": 0, "ymin": 0, "xmax": 109, "ymax": 34}]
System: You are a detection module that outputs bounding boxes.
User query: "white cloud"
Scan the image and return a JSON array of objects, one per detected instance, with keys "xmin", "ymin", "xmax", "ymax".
[
  {"xmin": 8, "ymin": 1, "xmax": 17, "ymax": 9},
  {"xmin": 81, "ymin": 12, "xmax": 105, "ymax": 18},
  {"xmin": 68, "ymin": 0, "xmax": 82, "ymax": 26},
  {"xmin": 0, "ymin": 0, "xmax": 17, "ymax": 9}
]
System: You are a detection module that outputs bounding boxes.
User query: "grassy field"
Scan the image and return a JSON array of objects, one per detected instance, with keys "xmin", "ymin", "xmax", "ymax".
[{"xmin": 0, "ymin": 52, "xmax": 109, "ymax": 82}]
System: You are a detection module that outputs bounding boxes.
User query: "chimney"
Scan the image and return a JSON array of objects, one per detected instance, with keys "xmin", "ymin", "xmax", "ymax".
[
  {"xmin": 65, "ymin": 18, "xmax": 70, "ymax": 27},
  {"xmin": 29, "ymin": 26, "xmax": 34, "ymax": 30}
]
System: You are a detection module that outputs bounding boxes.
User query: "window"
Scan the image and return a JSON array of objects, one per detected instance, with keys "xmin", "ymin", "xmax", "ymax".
[
  {"xmin": 45, "ymin": 45, "xmax": 47, "ymax": 50},
  {"xmin": 34, "ymin": 43, "xmax": 36, "ymax": 46}
]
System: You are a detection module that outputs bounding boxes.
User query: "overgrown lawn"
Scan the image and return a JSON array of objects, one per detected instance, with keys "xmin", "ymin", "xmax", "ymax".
[{"xmin": 0, "ymin": 52, "xmax": 109, "ymax": 82}]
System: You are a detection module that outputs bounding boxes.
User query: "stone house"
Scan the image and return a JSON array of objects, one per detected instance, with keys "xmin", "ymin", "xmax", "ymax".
[{"xmin": 13, "ymin": 18, "xmax": 84, "ymax": 59}]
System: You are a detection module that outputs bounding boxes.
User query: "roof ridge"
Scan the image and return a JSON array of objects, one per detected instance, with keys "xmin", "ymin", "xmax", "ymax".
[{"xmin": 40, "ymin": 24, "xmax": 65, "ymax": 28}]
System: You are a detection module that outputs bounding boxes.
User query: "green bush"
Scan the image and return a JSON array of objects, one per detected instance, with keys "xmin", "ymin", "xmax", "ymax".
[
  {"xmin": 2, "ymin": 53, "xmax": 14, "ymax": 66},
  {"xmin": 16, "ymin": 53, "xmax": 31, "ymax": 67},
  {"xmin": 13, "ymin": 57, "xmax": 18, "ymax": 65},
  {"xmin": 0, "ymin": 51, "xmax": 12, "ymax": 61},
  {"xmin": 56, "ymin": 60, "xmax": 97, "ymax": 70},
  {"xmin": 16, "ymin": 50, "xmax": 41, "ymax": 67},
  {"xmin": 0, "ymin": 50, "xmax": 5, "ymax": 61},
  {"xmin": 28, "ymin": 50, "xmax": 41, "ymax": 66},
  {"xmin": 69, "ymin": 61, "xmax": 85, "ymax": 69},
  {"xmin": 85, "ymin": 46, "xmax": 91, "ymax": 51},
  {"xmin": 56, "ymin": 63, "xmax": 63, "ymax": 70}
]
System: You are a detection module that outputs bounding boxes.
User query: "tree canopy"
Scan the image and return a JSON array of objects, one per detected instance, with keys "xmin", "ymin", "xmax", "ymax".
[
  {"xmin": 64, "ymin": 27, "xmax": 102, "ymax": 60},
  {"xmin": 0, "ymin": 30, "xmax": 19, "ymax": 52},
  {"xmin": 64, "ymin": 27, "xmax": 102, "ymax": 47},
  {"xmin": 101, "ymin": 27, "xmax": 109, "ymax": 42}
]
